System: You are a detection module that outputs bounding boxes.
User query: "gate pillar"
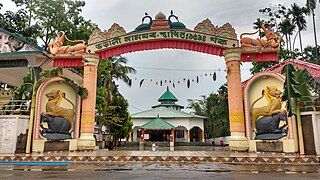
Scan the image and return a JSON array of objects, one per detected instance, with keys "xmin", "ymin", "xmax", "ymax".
[
  {"xmin": 223, "ymin": 48, "xmax": 248, "ymax": 151},
  {"xmin": 78, "ymin": 54, "xmax": 99, "ymax": 150}
]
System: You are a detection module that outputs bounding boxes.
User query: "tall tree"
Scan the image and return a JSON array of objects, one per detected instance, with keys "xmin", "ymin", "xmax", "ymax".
[
  {"xmin": 0, "ymin": 3, "xmax": 38, "ymax": 42},
  {"xmin": 188, "ymin": 84, "xmax": 229, "ymax": 138},
  {"xmin": 290, "ymin": 3, "xmax": 308, "ymax": 52},
  {"xmin": 96, "ymin": 56, "xmax": 136, "ymax": 141},
  {"xmin": 2, "ymin": 0, "xmax": 96, "ymax": 48},
  {"xmin": 279, "ymin": 18, "xmax": 295, "ymax": 51},
  {"xmin": 306, "ymin": 0, "xmax": 319, "ymax": 63},
  {"xmin": 300, "ymin": 46, "xmax": 320, "ymax": 63},
  {"xmin": 97, "ymin": 56, "xmax": 136, "ymax": 105}
]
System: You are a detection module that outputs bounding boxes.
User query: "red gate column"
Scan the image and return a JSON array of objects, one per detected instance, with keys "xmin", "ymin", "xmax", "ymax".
[
  {"xmin": 223, "ymin": 48, "xmax": 248, "ymax": 151},
  {"xmin": 78, "ymin": 54, "xmax": 99, "ymax": 150}
]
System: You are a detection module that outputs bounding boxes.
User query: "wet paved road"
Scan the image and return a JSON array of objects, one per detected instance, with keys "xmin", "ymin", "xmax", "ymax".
[
  {"xmin": 1, "ymin": 162, "xmax": 320, "ymax": 173},
  {"xmin": 0, "ymin": 161, "xmax": 320, "ymax": 179},
  {"xmin": 0, "ymin": 169, "xmax": 319, "ymax": 180}
]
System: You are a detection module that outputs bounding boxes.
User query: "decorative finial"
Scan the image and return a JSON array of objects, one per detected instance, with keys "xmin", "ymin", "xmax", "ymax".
[
  {"xmin": 155, "ymin": 11, "xmax": 166, "ymax": 20},
  {"xmin": 167, "ymin": 86, "xmax": 169, "ymax": 91}
]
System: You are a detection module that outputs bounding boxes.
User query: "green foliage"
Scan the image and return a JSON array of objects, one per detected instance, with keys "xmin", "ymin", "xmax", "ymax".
[
  {"xmin": 250, "ymin": 2, "xmax": 319, "ymax": 74},
  {"xmin": 96, "ymin": 56, "xmax": 136, "ymax": 140},
  {"xmin": 13, "ymin": 67, "xmax": 88, "ymax": 102},
  {"xmin": 253, "ymin": 18, "xmax": 264, "ymax": 38},
  {"xmin": 1, "ymin": 0, "xmax": 97, "ymax": 48},
  {"xmin": 306, "ymin": 0, "xmax": 317, "ymax": 14},
  {"xmin": 294, "ymin": 69, "xmax": 313, "ymax": 110},
  {"xmin": 187, "ymin": 84, "xmax": 229, "ymax": 138},
  {"xmin": 12, "ymin": 68, "xmax": 35, "ymax": 100},
  {"xmin": 250, "ymin": 61, "xmax": 278, "ymax": 74},
  {"xmin": 109, "ymin": 93, "xmax": 133, "ymax": 140},
  {"xmin": 281, "ymin": 63, "xmax": 320, "ymax": 116},
  {"xmin": 5, "ymin": 67, "xmax": 38, "ymax": 114},
  {"xmin": 300, "ymin": 46, "xmax": 320, "ymax": 64},
  {"xmin": 282, "ymin": 64, "xmax": 301, "ymax": 116},
  {"xmin": 39, "ymin": 67, "xmax": 63, "ymax": 79}
]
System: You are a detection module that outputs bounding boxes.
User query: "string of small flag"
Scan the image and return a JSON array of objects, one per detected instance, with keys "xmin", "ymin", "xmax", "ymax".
[
  {"xmin": 127, "ymin": 67, "xmax": 251, "ymax": 88},
  {"xmin": 130, "ymin": 71, "xmax": 218, "ymax": 88}
]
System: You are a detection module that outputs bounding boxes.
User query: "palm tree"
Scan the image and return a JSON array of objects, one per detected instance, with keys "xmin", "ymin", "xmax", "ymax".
[
  {"xmin": 306, "ymin": 0, "xmax": 319, "ymax": 63},
  {"xmin": 98, "ymin": 56, "xmax": 136, "ymax": 104},
  {"xmin": 96, "ymin": 56, "xmax": 135, "ymax": 125},
  {"xmin": 279, "ymin": 18, "xmax": 295, "ymax": 51},
  {"xmin": 290, "ymin": 3, "xmax": 308, "ymax": 52}
]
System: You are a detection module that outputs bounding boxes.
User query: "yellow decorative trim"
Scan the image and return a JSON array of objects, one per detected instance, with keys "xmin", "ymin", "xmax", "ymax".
[
  {"xmin": 81, "ymin": 114, "xmax": 95, "ymax": 124},
  {"xmin": 230, "ymin": 113, "xmax": 244, "ymax": 123}
]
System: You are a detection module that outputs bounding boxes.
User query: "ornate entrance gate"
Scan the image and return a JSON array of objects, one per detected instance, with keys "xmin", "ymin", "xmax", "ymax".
[{"xmin": 52, "ymin": 11, "xmax": 280, "ymax": 151}]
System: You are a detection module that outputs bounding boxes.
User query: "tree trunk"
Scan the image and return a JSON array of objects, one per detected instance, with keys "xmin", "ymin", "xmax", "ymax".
[
  {"xmin": 289, "ymin": 34, "xmax": 292, "ymax": 52},
  {"xmin": 298, "ymin": 30, "xmax": 303, "ymax": 52},
  {"xmin": 311, "ymin": 10, "xmax": 319, "ymax": 63},
  {"xmin": 285, "ymin": 34, "xmax": 289, "ymax": 50},
  {"xmin": 25, "ymin": 68, "xmax": 38, "ymax": 154}
]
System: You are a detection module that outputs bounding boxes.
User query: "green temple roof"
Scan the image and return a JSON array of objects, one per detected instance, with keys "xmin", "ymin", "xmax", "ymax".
[
  {"xmin": 158, "ymin": 87, "xmax": 178, "ymax": 102},
  {"xmin": 140, "ymin": 116, "xmax": 175, "ymax": 130},
  {"xmin": 131, "ymin": 106, "xmax": 207, "ymax": 119}
]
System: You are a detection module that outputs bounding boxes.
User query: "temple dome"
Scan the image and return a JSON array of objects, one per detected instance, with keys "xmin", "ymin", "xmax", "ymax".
[{"xmin": 155, "ymin": 11, "xmax": 166, "ymax": 20}]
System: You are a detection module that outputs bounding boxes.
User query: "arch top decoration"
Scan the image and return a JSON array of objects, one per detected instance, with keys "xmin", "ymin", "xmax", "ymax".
[
  {"xmin": 87, "ymin": 11, "xmax": 239, "ymax": 59},
  {"xmin": 52, "ymin": 11, "xmax": 280, "ymax": 67}
]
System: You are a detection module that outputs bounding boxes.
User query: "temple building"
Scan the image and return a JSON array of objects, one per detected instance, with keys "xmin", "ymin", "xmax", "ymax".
[{"xmin": 130, "ymin": 87, "xmax": 206, "ymax": 143}]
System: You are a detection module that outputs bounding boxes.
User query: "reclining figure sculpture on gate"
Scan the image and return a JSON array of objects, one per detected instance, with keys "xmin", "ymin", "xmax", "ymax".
[
  {"xmin": 240, "ymin": 21, "xmax": 283, "ymax": 49},
  {"xmin": 48, "ymin": 31, "xmax": 86, "ymax": 55}
]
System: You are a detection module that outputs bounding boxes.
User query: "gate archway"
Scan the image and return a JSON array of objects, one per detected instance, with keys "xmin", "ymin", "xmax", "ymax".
[{"xmin": 52, "ymin": 11, "xmax": 279, "ymax": 151}]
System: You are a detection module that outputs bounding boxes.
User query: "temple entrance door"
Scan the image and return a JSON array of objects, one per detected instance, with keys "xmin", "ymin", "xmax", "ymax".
[
  {"xmin": 190, "ymin": 127, "xmax": 201, "ymax": 142},
  {"xmin": 301, "ymin": 115, "xmax": 316, "ymax": 155},
  {"xmin": 147, "ymin": 130, "xmax": 170, "ymax": 142}
]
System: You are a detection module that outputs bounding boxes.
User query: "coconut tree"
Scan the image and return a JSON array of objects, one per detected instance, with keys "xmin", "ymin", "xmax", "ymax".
[
  {"xmin": 279, "ymin": 18, "xmax": 295, "ymax": 51},
  {"xmin": 96, "ymin": 56, "xmax": 135, "ymax": 145},
  {"xmin": 96, "ymin": 56, "xmax": 136, "ymax": 127},
  {"xmin": 98, "ymin": 56, "xmax": 136, "ymax": 104},
  {"xmin": 306, "ymin": 0, "xmax": 319, "ymax": 63},
  {"xmin": 290, "ymin": 3, "xmax": 308, "ymax": 52}
]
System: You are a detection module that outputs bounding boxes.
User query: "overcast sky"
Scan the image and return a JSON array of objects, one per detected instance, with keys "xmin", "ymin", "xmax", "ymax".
[{"xmin": 1, "ymin": 0, "xmax": 319, "ymax": 113}]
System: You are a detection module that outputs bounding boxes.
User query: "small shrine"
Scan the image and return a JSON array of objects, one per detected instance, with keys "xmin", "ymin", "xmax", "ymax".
[
  {"xmin": 242, "ymin": 59, "xmax": 320, "ymax": 155},
  {"xmin": 130, "ymin": 87, "xmax": 206, "ymax": 145}
]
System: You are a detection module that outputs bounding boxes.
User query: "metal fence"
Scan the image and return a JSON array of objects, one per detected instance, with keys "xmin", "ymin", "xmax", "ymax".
[{"xmin": 0, "ymin": 99, "xmax": 30, "ymax": 114}]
